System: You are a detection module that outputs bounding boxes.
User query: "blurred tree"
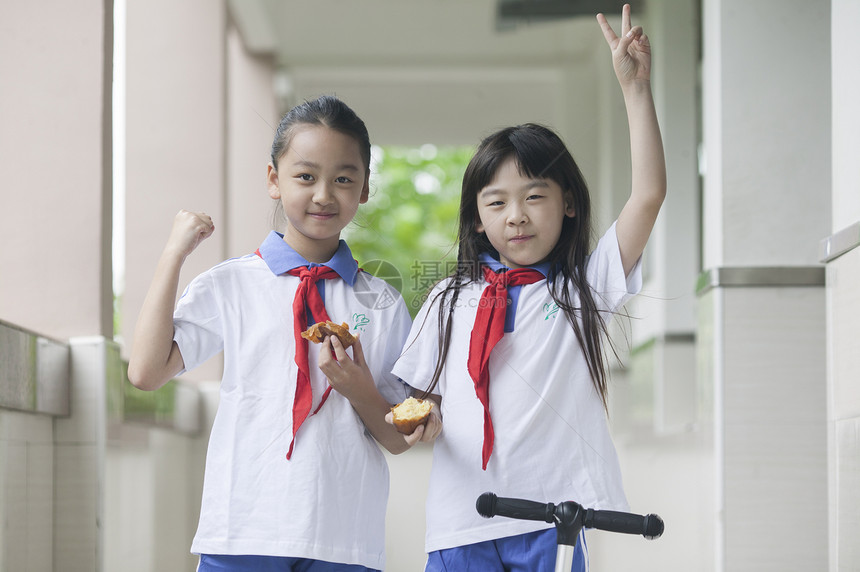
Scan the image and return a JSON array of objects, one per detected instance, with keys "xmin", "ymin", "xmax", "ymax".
[{"xmin": 344, "ymin": 144, "xmax": 472, "ymax": 317}]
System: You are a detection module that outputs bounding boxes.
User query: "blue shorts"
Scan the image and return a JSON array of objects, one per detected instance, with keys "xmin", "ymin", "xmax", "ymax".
[
  {"xmin": 425, "ymin": 528, "xmax": 588, "ymax": 572},
  {"xmin": 197, "ymin": 554, "xmax": 380, "ymax": 572}
]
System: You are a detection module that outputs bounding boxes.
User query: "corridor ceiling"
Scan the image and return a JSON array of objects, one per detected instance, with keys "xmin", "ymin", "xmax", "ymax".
[
  {"xmin": 227, "ymin": 0, "xmax": 630, "ymax": 146},
  {"xmin": 230, "ymin": 0, "xmax": 609, "ymax": 66}
]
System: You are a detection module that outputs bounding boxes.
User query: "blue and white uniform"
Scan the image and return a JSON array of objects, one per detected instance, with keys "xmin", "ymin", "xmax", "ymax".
[
  {"xmin": 393, "ymin": 222, "xmax": 642, "ymax": 555},
  {"xmin": 174, "ymin": 232, "xmax": 411, "ymax": 570}
]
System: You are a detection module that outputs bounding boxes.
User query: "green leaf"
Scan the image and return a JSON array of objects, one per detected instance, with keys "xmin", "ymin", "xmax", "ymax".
[{"xmin": 344, "ymin": 145, "xmax": 470, "ymax": 317}]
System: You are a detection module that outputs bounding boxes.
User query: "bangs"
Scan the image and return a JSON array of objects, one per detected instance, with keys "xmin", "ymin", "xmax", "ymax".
[
  {"xmin": 467, "ymin": 124, "xmax": 571, "ymax": 193},
  {"xmin": 508, "ymin": 125, "xmax": 570, "ymax": 185}
]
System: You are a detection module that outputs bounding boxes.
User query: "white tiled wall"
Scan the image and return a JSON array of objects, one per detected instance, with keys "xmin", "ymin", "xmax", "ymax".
[
  {"xmin": 835, "ymin": 418, "xmax": 860, "ymax": 569},
  {"xmin": 827, "ymin": 248, "xmax": 860, "ymax": 571},
  {"xmin": 720, "ymin": 286, "xmax": 828, "ymax": 571},
  {"xmin": 0, "ymin": 411, "xmax": 55, "ymax": 572},
  {"xmin": 829, "ymin": 0, "xmax": 860, "ymax": 568},
  {"xmin": 102, "ymin": 421, "xmax": 210, "ymax": 572},
  {"xmin": 50, "ymin": 338, "xmax": 111, "ymax": 572},
  {"xmin": 829, "ymin": 251, "xmax": 860, "ymax": 419},
  {"xmin": 105, "ymin": 436, "xmax": 155, "ymax": 572},
  {"xmin": 54, "ymin": 444, "xmax": 102, "ymax": 571},
  {"xmin": 151, "ymin": 428, "xmax": 205, "ymax": 571}
]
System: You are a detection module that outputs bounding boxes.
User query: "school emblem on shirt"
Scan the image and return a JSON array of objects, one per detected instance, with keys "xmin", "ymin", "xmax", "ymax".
[
  {"xmin": 543, "ymin": 302, "xmax": 560, "ymax": 321},
  {"xmin": 352, "ymin": 313, "xmax": 371, "ymax": 332},
  {"xmin": 354, "ymin": 259, "xmax": 402, "ymax": 310}
]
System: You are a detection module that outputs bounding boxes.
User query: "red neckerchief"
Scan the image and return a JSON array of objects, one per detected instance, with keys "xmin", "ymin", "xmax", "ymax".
[
  {"xmin": 284, "ymin": 265, "xmax": 340, "ymax": 459},
  {"xmin": 467, "ymin": 265, "xmax": 544, "ymax": 470}
]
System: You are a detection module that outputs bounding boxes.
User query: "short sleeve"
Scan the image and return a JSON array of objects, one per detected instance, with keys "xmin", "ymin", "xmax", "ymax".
[
  {"xmin": 172, "ymin": 271, "xmax": 224, "ymax": 373},
  {"xmin": 585, "ymin": 221, "xmax": 643, "ymax": 313},
  {"xmin": 391, "ymin": 282, "xmax": 448, "ymax": 395},
  {"xmin": 373, "ymin": 297, "xmax": 413, "ymax": 405}
]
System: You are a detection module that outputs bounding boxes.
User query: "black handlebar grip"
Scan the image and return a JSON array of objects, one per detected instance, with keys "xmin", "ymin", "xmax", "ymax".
[
  {"xmin": 642, "ymin": 514, "xmax": 664, "ymax": 539},
  {"xmin": 476, "ymin": 493, "xmax": 555, "ymax": 523},
  {"xmin": 586, "ymin": 509, "xmax": 664, "ymax": 539}
]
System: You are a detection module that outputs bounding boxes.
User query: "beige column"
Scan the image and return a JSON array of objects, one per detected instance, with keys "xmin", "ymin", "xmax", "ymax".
[
  {"xmin": 699, "ymin": 1, "xmax": 830, "ymax": 570},
  {"xmin": 0, "ymin": 0, "xmax": 113, "ymax": 341},
  {"xmin": 121, "ymin": 0, "xmax": 227, "ymax": 382},
  {"xmin": 0, "ymin": 0, "xmax": 113, "ymax": 571},
  {"xmin": 823, "ymin": 1, "xmax": 860, "ymax": 570},
  {"xmin": 225, "ymin": 22, "xmax": 279, "ymax": 258}
]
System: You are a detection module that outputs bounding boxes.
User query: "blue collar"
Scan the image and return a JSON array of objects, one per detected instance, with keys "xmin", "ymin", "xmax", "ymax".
[
  {"xmin": 257, "ymin": 232, "xmax": 358, "ymax": 285},
  {"xmin": 477, "ymin": 252, "xmax": 549, "ymax": 333},
  {"xmin": 478, "ymin": 252, "xmax": 552, "ymax": 278}
]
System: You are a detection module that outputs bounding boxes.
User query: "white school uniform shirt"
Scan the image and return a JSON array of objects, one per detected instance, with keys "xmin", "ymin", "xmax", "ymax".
[
  {"xmin": 392, "ymin": 222, "xmax": 642, "ymax": 553},
  {"xmin": 173, "ymin": 232, "xmax": 411, "ymax": 569}
]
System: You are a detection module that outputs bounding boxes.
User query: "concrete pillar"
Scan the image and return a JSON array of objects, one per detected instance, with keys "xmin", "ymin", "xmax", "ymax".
[
  {"xmin": 699, "ymin": 1, "xmax": 830, "ymax": 570},
  {"xmin": 824, "ymin": 1, "xmax": 860, "ymax": 569},
  {"xmin": 225, "ymin": 22, "xmax": 279, "ymax": 259},
  {"xmin": 0, "ymin": 0, "xmax": 113, "ymax": 341},
  {"xmin": 121, "ymin": 0, "xmax": 227, "ymax": 381},
  {"xmin": 0, "ymin": 0, "xmax": 112, "ymax": 570}
]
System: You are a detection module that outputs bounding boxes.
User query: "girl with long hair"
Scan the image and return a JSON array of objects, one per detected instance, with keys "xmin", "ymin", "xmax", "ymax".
[{"xmin": 389, "ymin": 5, "xmax": 666, "ymax": 570}]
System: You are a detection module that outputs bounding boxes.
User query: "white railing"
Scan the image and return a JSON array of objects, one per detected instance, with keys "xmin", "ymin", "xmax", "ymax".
[
  {"xmin": 0, "ymin": 319, "xmax": 70, "ymax": 416},
  {"xmin": 0, "ymin": 319, "xmax": 200, "ymax": 434}
]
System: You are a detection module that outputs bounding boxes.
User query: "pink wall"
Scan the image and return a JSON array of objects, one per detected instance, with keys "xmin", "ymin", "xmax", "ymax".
[
  {"xmin": 121, "ymin": 0, "xmax": 228, "ymax": 381},
  {"xmin": 0, "ymin": 0, "xmax": 112, "ymax": 340}
]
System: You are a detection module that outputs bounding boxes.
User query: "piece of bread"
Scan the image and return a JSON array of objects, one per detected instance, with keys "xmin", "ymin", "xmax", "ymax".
[
  {"xmin": 301, "ymin": 321, "xmax": 357, "ymax": 349},
  {"xmin": 390, "ymin": 397, "xmax": 434, "ymax": 434}
]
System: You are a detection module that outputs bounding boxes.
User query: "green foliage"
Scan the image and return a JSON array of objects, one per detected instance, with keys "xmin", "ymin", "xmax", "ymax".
[{"xmin": 344, "ymin": 144, "xmax": 472, "ymax": 316}]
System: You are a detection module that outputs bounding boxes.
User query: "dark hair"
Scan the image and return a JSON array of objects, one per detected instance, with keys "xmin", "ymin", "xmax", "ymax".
[
  {"xmin": 269, "ymin": 95, "xmax": 371, "ymax": 228},
  {"xmin": 271, "ymin": 95, "xmax": 371, "ymax": 170},
  {"xmin": 424, "ymin": 123, "xmax": 617, "ymax": 410}
]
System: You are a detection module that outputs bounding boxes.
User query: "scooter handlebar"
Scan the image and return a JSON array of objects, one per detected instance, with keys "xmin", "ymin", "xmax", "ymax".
[
  {"xmin": 476, "ymin": 492, "xmax": 555, "ymax": 523},
  {"xmin": 477, "ymin": 492, "xmax": 663, "ymax": 540},
  {"xmin": 585, "ymin": 508, "xmax": 664, "ymax": 539}
]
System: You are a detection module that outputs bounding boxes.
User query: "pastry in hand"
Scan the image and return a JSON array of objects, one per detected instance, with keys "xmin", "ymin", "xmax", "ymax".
[
  {"xmin": 390, "ymin": 397, "xmax": 434, "ymax": 434},
  {"xmin": 301, "ymin": 321, "xmax": 356, "ymax": 349}
]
